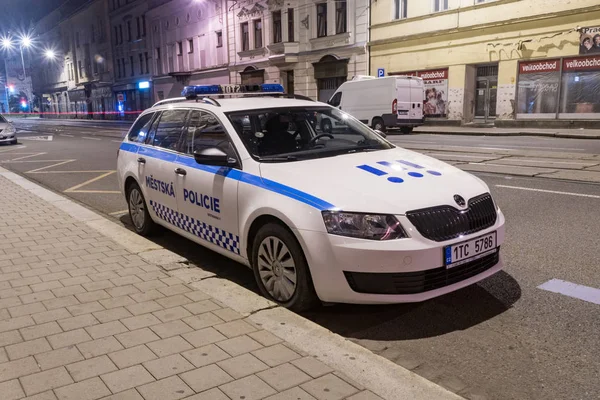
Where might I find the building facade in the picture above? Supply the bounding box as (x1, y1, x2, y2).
(227, 0, 368, 102)
(147, 0, 229, 102)
(33, 0, 115, 119)
(109, 0, 153, 119)
(370, 0, 600, 126)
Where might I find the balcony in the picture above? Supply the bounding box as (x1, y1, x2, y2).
(267, 42, 300, 65)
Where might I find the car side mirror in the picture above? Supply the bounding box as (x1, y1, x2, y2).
(6, 119, 12, 123)
(193, 147, 236, 167)
(374, 129, 387, 138)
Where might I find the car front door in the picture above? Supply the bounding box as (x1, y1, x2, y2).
(173, 110, 241, 258)
(137, 109, 188, 228)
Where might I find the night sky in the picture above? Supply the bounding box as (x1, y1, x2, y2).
(1, 0, 65, 30)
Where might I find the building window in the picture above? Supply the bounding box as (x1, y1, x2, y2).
(273, 11, 282, 43)
(138, 53, 143, 75)
(254, 20, 262, 48)
(434, 0, 448, 12)
(76, 31, 80, 48)
(317, 3, 327, 38)
(113, 26, 118, 45)
(394, 0, 407, 19)
(93, 58, 98, 74)
(188, 38, 194, 53)
(91, 25, 96, 43)
(122, 59, 126, 78)
(127, 20, 132, 41)
(145, 52, 150, 74)
(78, 60, 83, 77)
(137, 17, 141, 39)
(287, 8, 294, 42)
(216, 31, 223, 48)
(142, 15, 146, 36)
(119, 25, 123, 44)
(241, 22, 249, 51)
(336, 0, 347, 34)
(129, 56, 133, 76)
(156, 48, 162, 75)
(177, 41, 183, 55)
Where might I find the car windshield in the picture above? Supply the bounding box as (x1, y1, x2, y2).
(0, 115, 6, 123)
(226, 107, 393, 162)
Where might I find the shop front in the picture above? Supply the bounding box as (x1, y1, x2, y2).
(391, 68, 449, 119)
(517, 54, 600, 120)
(113, 83, 153, 121)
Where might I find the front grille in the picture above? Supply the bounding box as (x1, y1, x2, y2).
(406, 193, 497, 242)
(344, 251, 499, 295)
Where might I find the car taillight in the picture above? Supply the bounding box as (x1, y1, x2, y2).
(392, 99, 397, 114)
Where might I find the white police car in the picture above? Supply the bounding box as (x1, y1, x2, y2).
(117, 84, 505, 311)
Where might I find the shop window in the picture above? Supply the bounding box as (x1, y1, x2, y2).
(560, 56, 600, 116)
(517, 60, 560, 118)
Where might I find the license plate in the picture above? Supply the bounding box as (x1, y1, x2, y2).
(444, 232, 497, 269)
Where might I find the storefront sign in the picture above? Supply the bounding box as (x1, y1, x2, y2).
(519, 59, 560, 74)
(579, 27, 600, 55)
(117, 93, 124, 102)
(394, 68, 449, 118)
(563, 55, 600, 71)
(68, 90, 86, 102)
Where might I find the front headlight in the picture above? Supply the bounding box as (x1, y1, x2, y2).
(3, 125, 15, 134)
(322, 211, 408, 240)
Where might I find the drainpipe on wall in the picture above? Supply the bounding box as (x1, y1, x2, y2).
(366, 0, 371, 76)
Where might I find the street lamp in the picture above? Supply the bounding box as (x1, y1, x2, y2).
(1, 34, 34, 112)
(44, 49, 56, 60)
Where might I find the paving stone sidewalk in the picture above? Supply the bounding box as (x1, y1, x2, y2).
(0, 175, 382, 400)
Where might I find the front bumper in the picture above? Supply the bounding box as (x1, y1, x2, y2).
(297, 211, 505, 304)
(0, 134, 16, 143)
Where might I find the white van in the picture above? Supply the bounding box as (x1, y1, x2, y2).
(323, 75, 425, 134)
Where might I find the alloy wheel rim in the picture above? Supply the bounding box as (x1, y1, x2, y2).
(257, 236, 297, 302)
(129, 189, 145, 230)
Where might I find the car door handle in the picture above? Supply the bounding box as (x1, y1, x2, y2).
(137, 157, 146, 164)
(174, 168, 187, 176)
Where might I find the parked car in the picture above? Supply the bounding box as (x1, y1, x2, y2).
(0, 115, 17, 145)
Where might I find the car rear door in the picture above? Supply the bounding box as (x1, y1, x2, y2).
(137, 109, 189, 227)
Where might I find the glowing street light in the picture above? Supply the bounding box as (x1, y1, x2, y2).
(44, 49, 56, 60)
(20, 35, 32, 48)
(1, 37, 12, 50)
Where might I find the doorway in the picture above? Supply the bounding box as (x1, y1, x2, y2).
(474, 65, 498, 122)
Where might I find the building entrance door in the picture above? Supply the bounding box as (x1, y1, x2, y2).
(474, 65, 498, 122)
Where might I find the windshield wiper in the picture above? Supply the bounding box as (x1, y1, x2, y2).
(257, 155, 299, 162)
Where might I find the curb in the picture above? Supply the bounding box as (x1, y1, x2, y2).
(0, 166, 462, 400)
(411, 129, 600, 140)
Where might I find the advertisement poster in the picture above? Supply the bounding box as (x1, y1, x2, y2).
(394, 69, 449, 117)
(579, 27, 600, 55)
(517, 59, 560, 116)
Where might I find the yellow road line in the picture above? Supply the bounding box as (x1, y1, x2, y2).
(29, 170, 114, 174)
(64, 171, 116, 193)
(10, 153, 47, 161)
(69, 190, 121, 194)
(109, 209, 129, 216)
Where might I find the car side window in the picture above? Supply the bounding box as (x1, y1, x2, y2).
(183, 111, 235, 157)
(127, 112, 154, 142)
(149, 109, 188, 150)
(329, 92, 342, 107)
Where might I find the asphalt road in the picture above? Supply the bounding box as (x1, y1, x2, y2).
(2, 121, 600, 400)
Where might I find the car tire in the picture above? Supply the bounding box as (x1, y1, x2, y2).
(400, 127, 413, 135)
(251, 223, 320, 312)
(372, 118, 386, 133)
(321, 119, 332, 133)
(126, 181, 157, 236)
(10, 139, 17, 145)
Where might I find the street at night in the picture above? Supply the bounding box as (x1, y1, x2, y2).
(1, 120, 599, 399)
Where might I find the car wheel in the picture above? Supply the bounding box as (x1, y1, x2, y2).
(321, 119, 332, 133)
(372, 118, 386, 132)
(400, 127, 413, 135)
(252, 223, 320, 312)
(127, 181, 157, 236)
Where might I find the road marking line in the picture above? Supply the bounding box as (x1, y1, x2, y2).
(82, 137, 101, 141)
(60, 134, 74, 137)
(0, 146, 26, 153)
(111, 140, 122, 143)
(538, 279, 600, 305)
(7, 153, 47, 161)
(477, 144, 585, 151)
(71, 190, 121, 194)
(28, 170, 114, 174)
(496, 159, 594, 165)
(64, 171, 116, 193)
(110, 209, 129, 216)
(28, 160, 76, 173)
(496, 185, 600, 199)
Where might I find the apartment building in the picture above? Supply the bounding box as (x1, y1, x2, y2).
(32, 0, 114, 118)
(227, 0, 368, 102)
(147, 0, 228, 101)
(370, 0, 600, 126)
(109, 0, 153, 119)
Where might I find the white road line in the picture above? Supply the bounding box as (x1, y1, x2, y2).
(82, 137, 101, 141)
(111, 140, 123, 143)
(477, 144, 585, 151)
(398, 141, 586, 152)
(60, 134, 74, 137)
(498, 159, 594, 165)
(538, 279, 600, 306)
(496, 185, 600, 199)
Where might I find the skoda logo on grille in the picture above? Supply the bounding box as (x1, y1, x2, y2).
(454, 194, 466, 207)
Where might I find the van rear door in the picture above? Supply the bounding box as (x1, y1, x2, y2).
(395, 78, 411, 123)
(410, 79, 424, 122)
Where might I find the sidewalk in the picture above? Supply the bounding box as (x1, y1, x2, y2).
(0, 168, 458, 400)
(413, 126, 600, 139)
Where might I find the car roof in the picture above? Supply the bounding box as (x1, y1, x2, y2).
(149, 96, 325, 114)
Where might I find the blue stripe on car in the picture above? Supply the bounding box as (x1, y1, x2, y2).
(120, 142, 336, 211)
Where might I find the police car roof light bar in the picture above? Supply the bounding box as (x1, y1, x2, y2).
(181, 84, 285, 100)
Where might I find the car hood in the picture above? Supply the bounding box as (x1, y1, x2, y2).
(258, 147, 491, 214)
